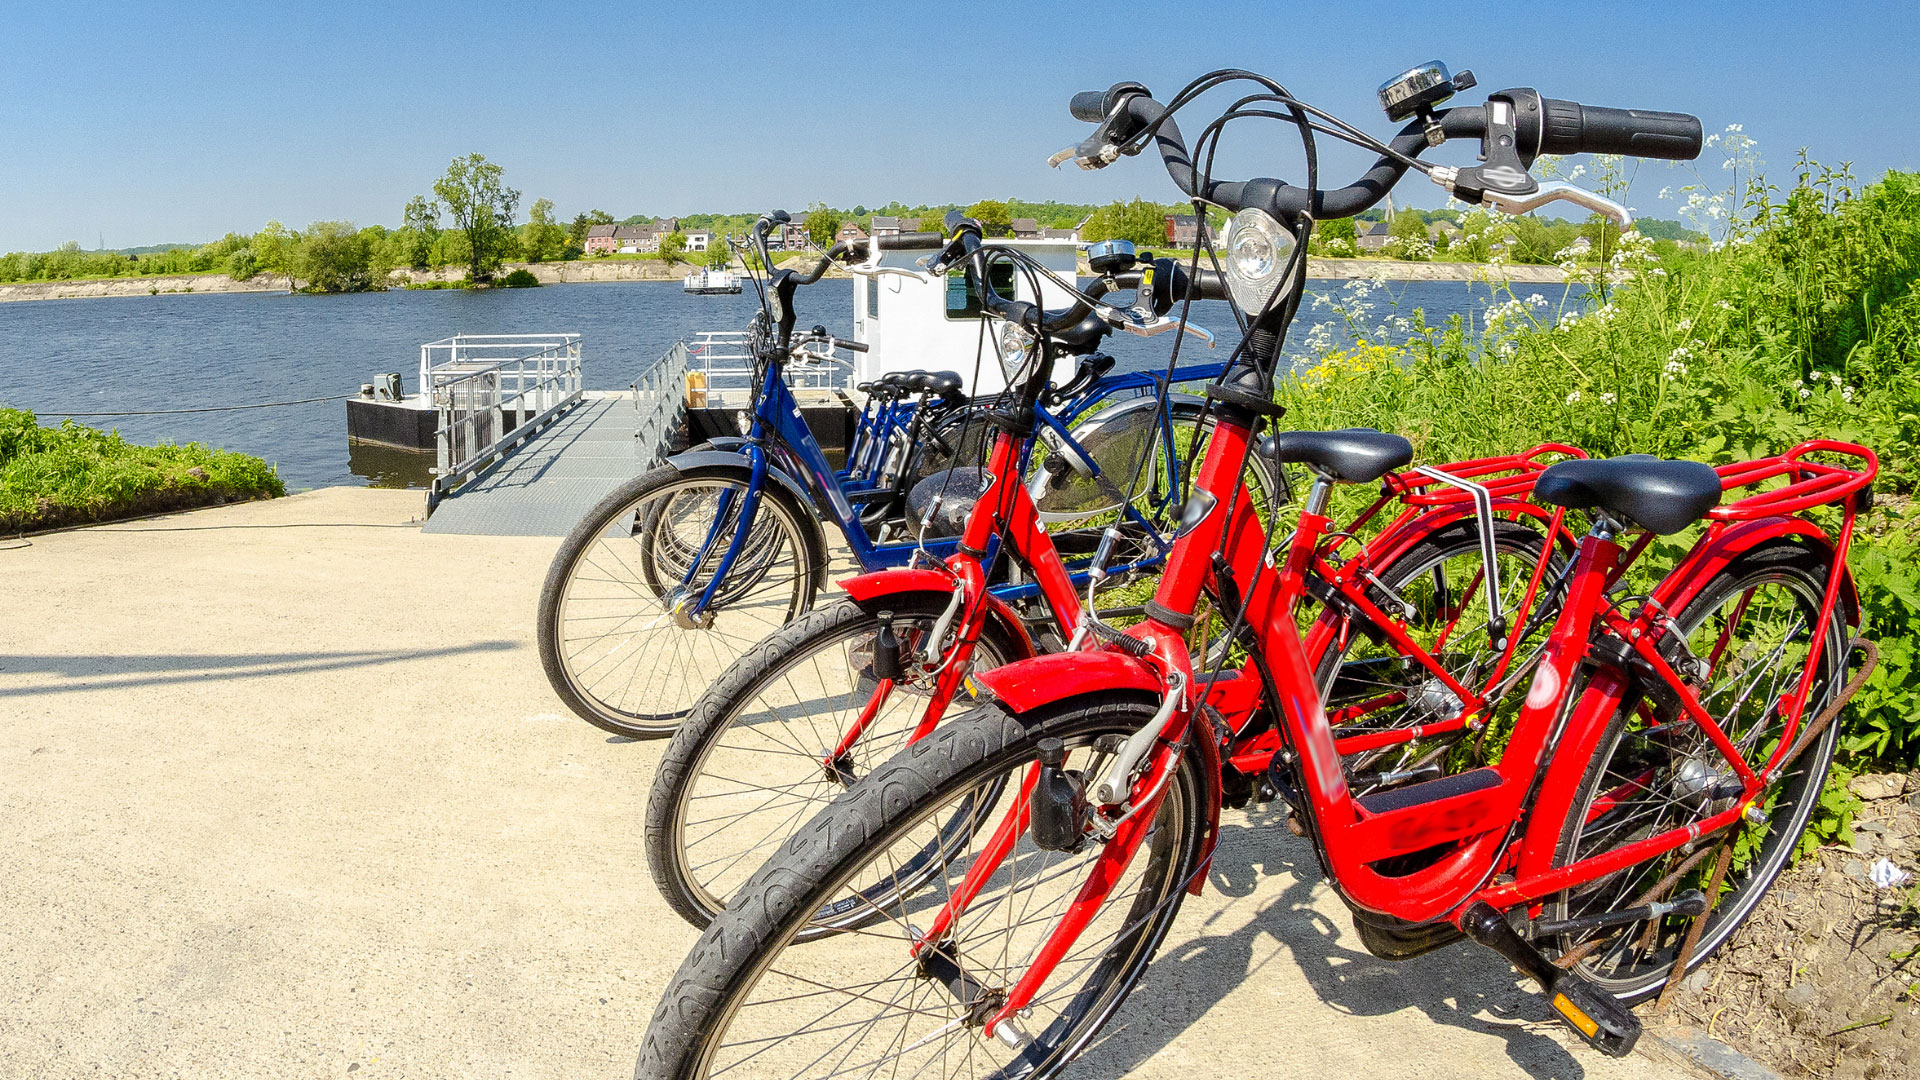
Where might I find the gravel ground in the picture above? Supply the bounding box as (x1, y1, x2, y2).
(1, 488, 1686, 1079)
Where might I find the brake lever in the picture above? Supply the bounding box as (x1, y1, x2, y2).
(1112, 312, 1216, 347)
(1486, 182, 1634, 230)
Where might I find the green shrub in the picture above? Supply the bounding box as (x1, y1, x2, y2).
(500, 268, 541, 288)
(0, 409, 284, 532)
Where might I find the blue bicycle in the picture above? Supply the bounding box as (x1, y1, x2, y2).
(536, 213, 1271, 736)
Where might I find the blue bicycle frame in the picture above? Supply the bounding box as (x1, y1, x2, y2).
(680, 353, 1230, 617)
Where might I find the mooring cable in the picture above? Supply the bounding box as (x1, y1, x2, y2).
(28, 393, 357, 417)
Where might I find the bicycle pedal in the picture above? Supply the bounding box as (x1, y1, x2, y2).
(1545, 974, 1641, 1058)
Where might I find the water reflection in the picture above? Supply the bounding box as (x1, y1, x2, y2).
(346, 440, 434, 489)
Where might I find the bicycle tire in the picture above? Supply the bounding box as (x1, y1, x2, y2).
(537, 463, 825, 738)
(636, 694, 1206, 1080)
(646, 594, 1025, 933)
(1544, 537, 1848, 1002)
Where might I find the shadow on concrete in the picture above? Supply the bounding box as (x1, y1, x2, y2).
(1071, 806, 1590, 1080)
(0, 641, 520, 697)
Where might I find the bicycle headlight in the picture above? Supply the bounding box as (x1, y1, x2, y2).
(996, 320, 1036, 384)
(1223, 208, 1295, 316)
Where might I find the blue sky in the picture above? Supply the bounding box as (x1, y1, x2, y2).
(2, 1, 1914, 251)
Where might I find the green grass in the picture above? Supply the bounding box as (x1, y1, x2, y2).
(0, 408, 285, 533)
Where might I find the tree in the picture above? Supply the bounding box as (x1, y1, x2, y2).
(432, 153, 520, 282)
(297, 221, 377, 293)
(965, 200, 1013, 237)
(253, 220, 298, 290)
(1389, 209, 1427, 242)
(522, 198, 566, 263)
(1079, 199, 1167, 248)
(659, 232, 688, 265)
(851, 204, 867, 217)
(1318, 216, 1357, 246)
(403, 196, 440, 269)
(568, 209, 614, 249)
(806, 203, 842, 247)
(705, 239, 732, 269)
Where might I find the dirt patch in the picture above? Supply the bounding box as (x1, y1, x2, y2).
(1658, 772, 1920, 1078)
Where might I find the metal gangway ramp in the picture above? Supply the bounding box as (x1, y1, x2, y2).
(421, 337, 686, 537)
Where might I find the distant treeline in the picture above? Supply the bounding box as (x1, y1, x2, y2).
(2, 193, 1704, 288)
(0, 210, 614, 292)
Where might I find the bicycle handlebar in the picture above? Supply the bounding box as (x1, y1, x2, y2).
(938, 216, 1225, 341)
(1069, 81, 1700, 221)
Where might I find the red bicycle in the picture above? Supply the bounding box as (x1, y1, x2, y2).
(636, 68, 1875, 1079)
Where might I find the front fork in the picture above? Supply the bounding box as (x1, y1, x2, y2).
(913, 655, 1192, 1043)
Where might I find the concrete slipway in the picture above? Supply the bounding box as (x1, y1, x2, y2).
(0, 488, 1694, 1079)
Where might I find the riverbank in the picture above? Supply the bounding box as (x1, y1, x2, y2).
(0, 255, 1572, 303)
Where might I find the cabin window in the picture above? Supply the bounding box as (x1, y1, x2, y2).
(943, 263, 1018, 320)
(867, 276, 879, 319)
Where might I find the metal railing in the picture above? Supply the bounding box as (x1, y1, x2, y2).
(682, 330, 847, 410)
(633, 341, 690, 461)
(427, 333, 582, 510)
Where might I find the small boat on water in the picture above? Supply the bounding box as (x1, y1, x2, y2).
(683, 268, 742, 295)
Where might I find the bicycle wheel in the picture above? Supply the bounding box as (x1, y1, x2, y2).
(1309, 518, 1565, 788)
(1542, 538, 1848, 1002)
(637, 695, 1206, 1080)
(537, 464, 823, 738)
(647, 595, 1025, 932)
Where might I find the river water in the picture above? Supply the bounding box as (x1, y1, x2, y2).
(0, 278, 1579, 491)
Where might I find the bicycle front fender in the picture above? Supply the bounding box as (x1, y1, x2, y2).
(684, 436, 753, 455)
(973, 649, 1162, 715)
(838, 568, 1040, 661)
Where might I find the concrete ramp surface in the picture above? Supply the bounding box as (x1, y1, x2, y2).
(0, 488, 1681, 1079)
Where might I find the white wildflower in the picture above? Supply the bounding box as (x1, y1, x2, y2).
(1664, 360, 1688, 380)
(1676, 318, 1693, 332)
(1799, 387, 1812, 400)
(1566, 390, 1582, 405)
(1715, 300, 1734, 311)
(1556, 312, 1581, 332)
(1600, 392, 1617, 405)
(1526, 293, 1548, 308)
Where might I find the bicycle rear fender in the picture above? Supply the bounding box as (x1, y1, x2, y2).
(838, 568, 1041, 661)
(1653, 516, 1861, 625)
(663, 449, 831, 594)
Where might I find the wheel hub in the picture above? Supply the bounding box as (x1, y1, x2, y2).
(666, 587, 715, 630)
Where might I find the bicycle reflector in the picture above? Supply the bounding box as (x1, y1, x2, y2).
(1222, 208, 1295, 315)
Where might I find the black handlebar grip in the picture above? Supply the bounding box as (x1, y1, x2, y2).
(1183, 268, 1229, 303)
(877, 231, 946, 250)
(832, 337, 868, 353)
(1538, 99, 1703, 161)
(1070, 90, 1107, 122)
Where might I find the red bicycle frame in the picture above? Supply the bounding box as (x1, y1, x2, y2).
(831, 430, 1586, 783)
(952, 414, 1873, 1038)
